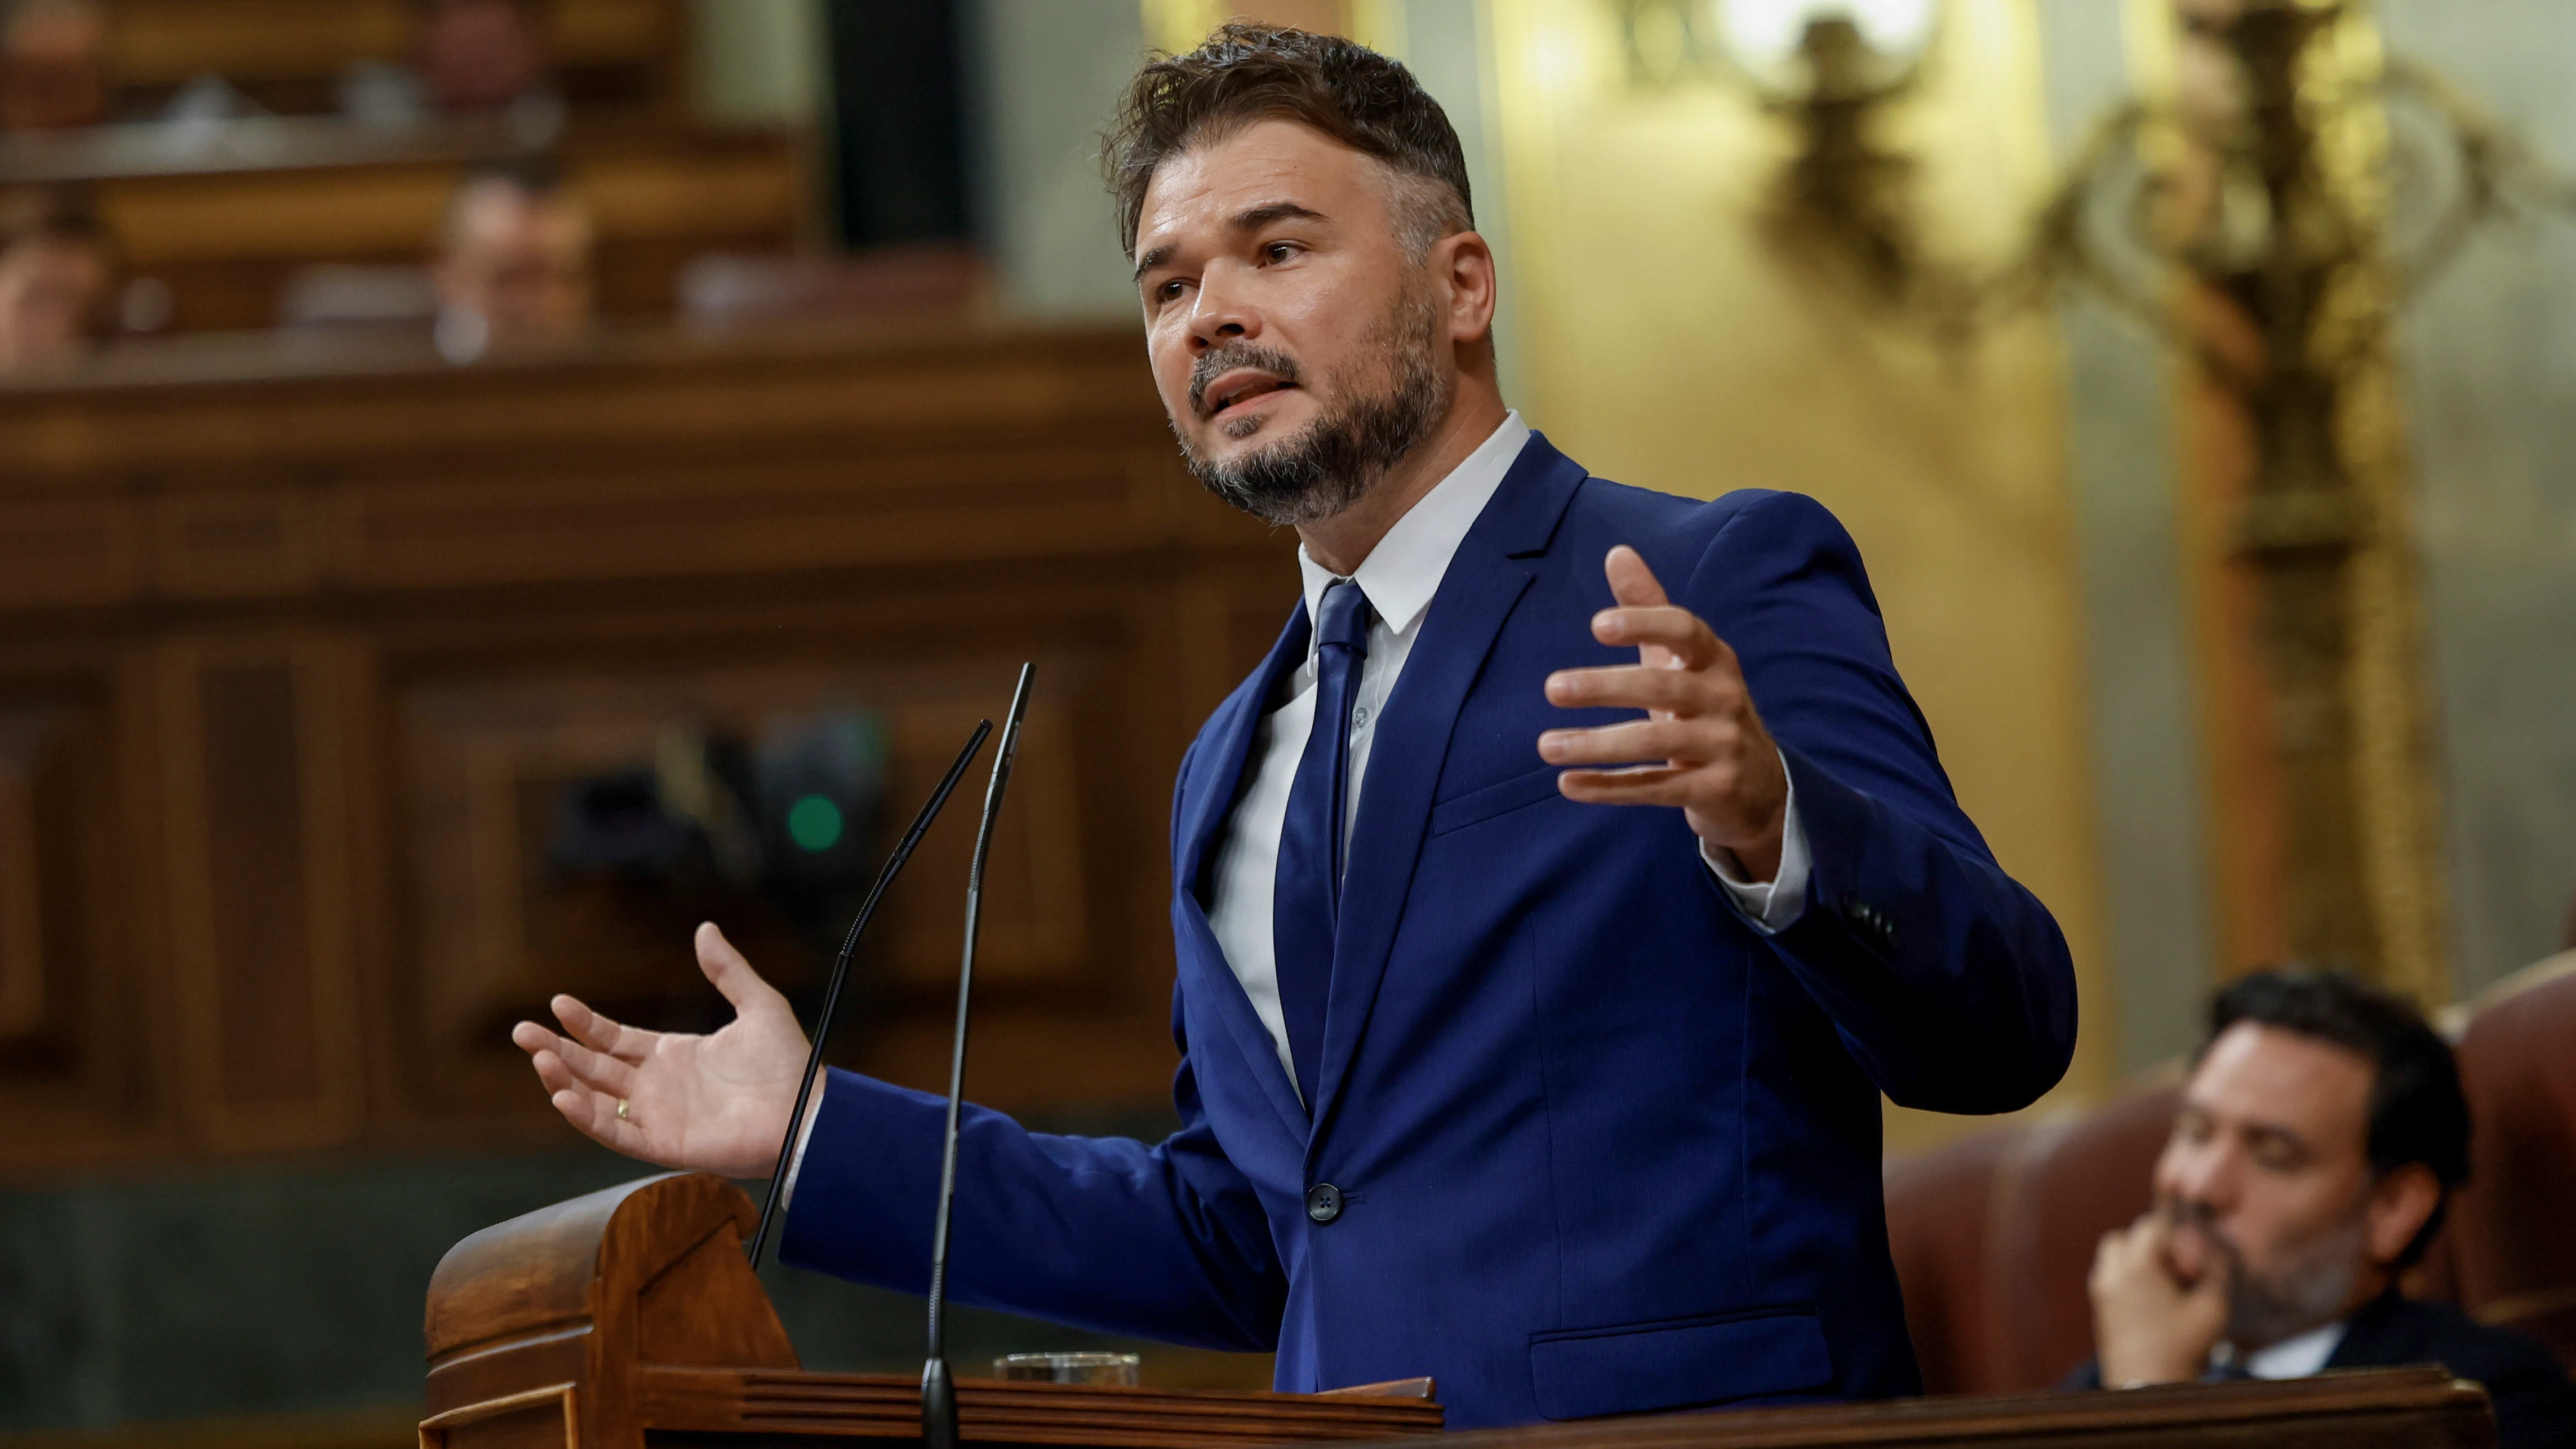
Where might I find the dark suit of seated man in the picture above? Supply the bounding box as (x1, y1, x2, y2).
(2064, 970, 2576, 1449)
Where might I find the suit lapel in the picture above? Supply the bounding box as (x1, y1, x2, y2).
(2321, 1292, 2418, 1370)
(1172, 602, 1313, 1136)
(1307, 435, 1589, 1140)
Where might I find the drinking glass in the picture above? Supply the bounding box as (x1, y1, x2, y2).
(993, 1351, 1142, 1387)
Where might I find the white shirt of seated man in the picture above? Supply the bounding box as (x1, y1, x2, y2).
(2088, 1015, 2450, 1389)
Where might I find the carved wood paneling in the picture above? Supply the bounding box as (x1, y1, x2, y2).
(0, 685, 115, 1059)
(0, 655, 165, 1161)
(104, 0, 680, 93)
(158, 634, 365, 1153)
(0, 326, 1294, 1170)
(397, 652, 1103, 1109)
(0, 495, 144, 610)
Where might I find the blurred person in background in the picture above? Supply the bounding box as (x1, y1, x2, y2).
(341, 0, 563, 141)
(2067, 969, 2575, 1449)
(420, 0, 547, 114)
(431, 155, 592, 361)
(0, 190, 112, 373)
(0, 0, 108, 132)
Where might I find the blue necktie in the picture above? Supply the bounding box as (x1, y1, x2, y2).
(1274, 579, 1371, 1112)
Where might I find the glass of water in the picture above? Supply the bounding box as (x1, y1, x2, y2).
(993, 1351, 1142, 1387)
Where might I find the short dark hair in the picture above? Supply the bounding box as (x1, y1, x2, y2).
(1103, 24, 1473, 261)
(2205, 968, 2470, 1266)
(456, 151, 567, 201)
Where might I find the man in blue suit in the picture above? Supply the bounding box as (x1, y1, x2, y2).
(513, 25, 2077, 1428)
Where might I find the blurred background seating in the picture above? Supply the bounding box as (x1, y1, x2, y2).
(0, 0, 801, 340)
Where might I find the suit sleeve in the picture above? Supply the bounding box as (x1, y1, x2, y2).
(776, 1002, 1289, 1350)
(1682, 490, 2079, 1113)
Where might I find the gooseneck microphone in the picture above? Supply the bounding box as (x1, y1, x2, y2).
(745, 717, 994, 1272)
(922, 662, 1036, 1449)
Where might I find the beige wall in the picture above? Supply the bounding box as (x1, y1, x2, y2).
(1483, 0, 2117, 1143)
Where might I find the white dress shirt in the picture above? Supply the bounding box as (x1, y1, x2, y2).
(2235, 1319, 2348, 1379)
(1203, 411, 1810, 1096)
(786, 411, 1811, 1194)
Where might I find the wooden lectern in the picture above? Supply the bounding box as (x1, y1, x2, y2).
(423, 1172, 2498, 1449)
(419, 1172, 1444, 1448)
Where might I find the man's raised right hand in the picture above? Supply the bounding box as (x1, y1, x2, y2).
(510, 921, 809, 1180)
(2089, 1211, 2231, 1388)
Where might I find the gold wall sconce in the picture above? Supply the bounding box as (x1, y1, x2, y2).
(1609, 0, 2576, 988)
(1613, 0, 1973, 331)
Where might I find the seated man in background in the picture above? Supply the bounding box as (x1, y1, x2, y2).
(2072, 969, 2575, 1449)
(0, 192, 111, 372)
(344, 0, 563, 138)
(430, 155, 592, 361)
(0, 0, 108, 132)
(419, 0, 555, 121)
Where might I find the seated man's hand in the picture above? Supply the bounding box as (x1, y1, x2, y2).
(2090, 1212, 2231, 1387)
(510, 922, 809, 1179)
(1541, 545, 1790, 881)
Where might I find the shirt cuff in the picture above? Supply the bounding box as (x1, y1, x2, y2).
(777, 1086, 830, 1210)
(1701, 753, 1809, 934)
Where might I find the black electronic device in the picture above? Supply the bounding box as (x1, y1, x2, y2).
(743, 717, 993, 1272)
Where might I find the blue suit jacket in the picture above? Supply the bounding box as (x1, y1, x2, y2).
(781, 434, 2078, 1428)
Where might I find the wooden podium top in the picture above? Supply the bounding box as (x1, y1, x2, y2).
(420, 1171, 1445, 1448)
(421, 1172, 2492, 1449)
(1343, 1367, 2491, 1449)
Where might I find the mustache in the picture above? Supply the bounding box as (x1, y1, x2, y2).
(1188, 343, 1302, 419)
(2160, 1198, 2245, 1273)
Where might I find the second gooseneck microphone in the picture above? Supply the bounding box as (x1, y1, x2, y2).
(922, 661, 1036, 1449)
(745, 717, 995, 1272)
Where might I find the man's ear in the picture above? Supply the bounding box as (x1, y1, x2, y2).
(1430, 229, 1498, 346)
(2362, 1163, 2443, 1269)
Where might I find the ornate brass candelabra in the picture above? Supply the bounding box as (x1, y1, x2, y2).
(1607, 0, 2576, 990)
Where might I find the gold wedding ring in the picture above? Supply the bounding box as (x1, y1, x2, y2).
(616, 1097, 632, 1122)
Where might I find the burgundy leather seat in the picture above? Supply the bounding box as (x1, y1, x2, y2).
(1884, 1084, 2178, 1393)
(1882, 1122, 2024, 1394)
(2449, 959, 2576, 1367)
(1978, 1086, 2182, 1390)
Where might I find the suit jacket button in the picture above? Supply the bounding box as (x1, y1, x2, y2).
(1305, 1183, 1343, 1224)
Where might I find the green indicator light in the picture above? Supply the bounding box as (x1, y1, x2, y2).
(787, 795, 844, 852)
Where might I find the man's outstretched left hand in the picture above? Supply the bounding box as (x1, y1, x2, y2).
(1541, 545, 1790, 881)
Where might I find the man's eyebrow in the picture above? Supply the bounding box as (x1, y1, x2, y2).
(2240, 1121, 2313, 1157)
(1133, 203, 1329, 283)
(1230, 201, 1328, 232)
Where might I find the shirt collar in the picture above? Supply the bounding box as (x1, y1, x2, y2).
(2232, 1318, 2349, 1380)
(1295, 410, 1532, 637)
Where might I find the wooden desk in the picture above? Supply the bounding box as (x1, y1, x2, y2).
(423, 1172, 2490, 1449)
(1344, 1369, 2492, 1449)
(101, 0, 686, 117)
(2, 117, 805, 331)
(0, 322, 1295, 1174)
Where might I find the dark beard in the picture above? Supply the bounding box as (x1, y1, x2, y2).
(2224, 1211, 2365, 1349)
(1175, 287, 1450, 527)
(2165, 1198, 2368, 1352)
